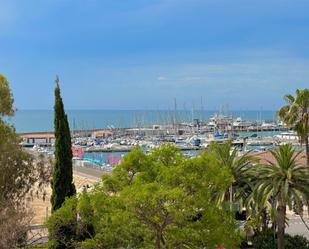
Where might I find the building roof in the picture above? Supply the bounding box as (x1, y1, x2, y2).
(20, 132, 55, 139)
(19, 129, 113, 139)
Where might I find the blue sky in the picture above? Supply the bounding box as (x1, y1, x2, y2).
(0, 0, 309, 110)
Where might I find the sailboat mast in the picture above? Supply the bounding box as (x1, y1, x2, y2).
(192, 101, 195, 135)
(174, 98, 177, 136)
(200, 96, 204, 128)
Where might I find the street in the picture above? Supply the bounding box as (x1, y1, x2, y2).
(286, 213, 309, 239)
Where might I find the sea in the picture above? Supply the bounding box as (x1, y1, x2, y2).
(7, 110, 277, 133)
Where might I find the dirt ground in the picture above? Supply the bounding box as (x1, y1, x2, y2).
(30, 174, 99, 224)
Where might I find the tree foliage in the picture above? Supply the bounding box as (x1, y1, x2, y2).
(0, 75, 35, 204)
(279, 88, 309, 167)
(48, 144, 241, 249)
(0, 74, 37, 248)
(51, 77, 76, 212)
(254, 144, 309, 249)
(0, 74, 14, 117)
(207, 141, 256, 207)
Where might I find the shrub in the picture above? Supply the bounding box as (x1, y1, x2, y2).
(46, 197, 78, 249)
(285, 234, 309, 249)
(252, 230, 309, 249)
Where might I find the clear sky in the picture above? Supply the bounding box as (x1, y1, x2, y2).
(0, 0, 308, 110)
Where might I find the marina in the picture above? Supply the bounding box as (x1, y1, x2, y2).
(21, 112, 303, 172)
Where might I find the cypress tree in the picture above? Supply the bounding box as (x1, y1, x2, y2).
(51, 76, 76, 211)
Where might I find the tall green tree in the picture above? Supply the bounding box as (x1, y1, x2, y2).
(279, 89, 309, 168)
(51, 76, 75, 212)
(0, 74, 36, 248)
(255, 144, 309, 249)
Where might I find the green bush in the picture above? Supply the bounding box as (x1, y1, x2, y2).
(46, 193, 96, 249)
(252, 231, 276, 249)
(46, 197, 78, 249)
(252, 230, 309, 249)
(286, 234, 309, 249)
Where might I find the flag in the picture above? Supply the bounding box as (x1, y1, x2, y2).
(108, 154, 113, 165)
(113, 156, 118, 166)
(78, 147, 83, 159)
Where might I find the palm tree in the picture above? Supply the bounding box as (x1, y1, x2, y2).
(255, 144, 309, 249)
(279, 89, 309, 168)
(209, 141, 256, 207)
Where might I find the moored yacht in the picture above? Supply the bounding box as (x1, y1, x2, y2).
(274, 131, 299, 141)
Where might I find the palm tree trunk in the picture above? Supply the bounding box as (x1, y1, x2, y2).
(277, 197, 286, 249)
(261, 208, 268, 232)
(305, 135, 309, 169)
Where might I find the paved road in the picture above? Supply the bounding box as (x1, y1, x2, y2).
(286, 213, 309, 239)
(73, 165, 104, 181)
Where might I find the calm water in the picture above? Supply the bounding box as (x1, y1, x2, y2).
(7, 110, 277, 133)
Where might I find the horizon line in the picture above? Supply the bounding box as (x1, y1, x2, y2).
(15, 109, 278, 112)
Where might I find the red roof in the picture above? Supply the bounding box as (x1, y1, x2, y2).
(20, 132, 54, 138)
